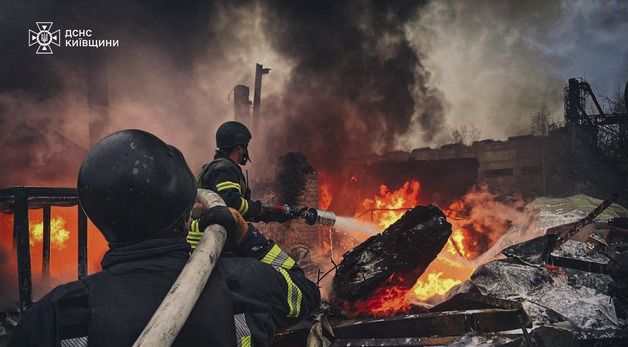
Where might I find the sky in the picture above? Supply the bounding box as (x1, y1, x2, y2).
(0, 0, 626, 185)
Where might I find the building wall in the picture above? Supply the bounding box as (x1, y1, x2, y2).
(393, 135, 547, 196)
(255, 171, 323, 258)
(375, 129, 624, 202)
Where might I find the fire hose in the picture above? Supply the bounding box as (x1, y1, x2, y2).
(132, 189, 227, 347)
(132, 194, 336, 346)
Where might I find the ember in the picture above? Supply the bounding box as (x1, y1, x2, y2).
(349, 274, 413, 317)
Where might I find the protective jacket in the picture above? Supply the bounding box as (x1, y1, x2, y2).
(187, 222, 321, 346)
(10, 228, 320, 347)
(197, 152, 261, 221)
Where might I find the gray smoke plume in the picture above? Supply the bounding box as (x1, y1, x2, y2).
(0, 0, 269, 186)
(399, 0, 628, 147)
(1, 0, 627, 187)
(257, 0, 444, 173)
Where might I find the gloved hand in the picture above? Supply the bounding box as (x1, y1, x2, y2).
(257, 205, 294, 223)
(197, 206, 249, 249)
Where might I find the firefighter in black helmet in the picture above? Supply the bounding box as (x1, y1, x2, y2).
(8, 129, 320, 347)
(191, 121, 288, 230)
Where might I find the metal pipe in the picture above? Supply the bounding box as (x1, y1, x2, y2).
(133, 189, 227, 347)
(78, 205, 88, 279)
(233, 85, 251, 125)
(252, 63, 270, 135)
(14, 188, 32, 312)
(42, 205, 51, 279)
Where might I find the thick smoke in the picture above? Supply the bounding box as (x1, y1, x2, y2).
(258, 0, 444, 173)
(1, 0, 627, 186)
(399, 0, 628, 146)
(0, 0, 285, 186)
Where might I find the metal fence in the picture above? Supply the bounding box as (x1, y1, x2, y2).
(0, 187, 87, 312)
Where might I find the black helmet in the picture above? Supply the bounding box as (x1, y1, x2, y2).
(77, 129, 196, 245)
(216, 121, 252, 149)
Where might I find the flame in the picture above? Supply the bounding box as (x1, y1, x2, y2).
(412, 272, 462, 301)
(355, 180, 421, 230)
(446, 228, 469, 258)
(316, 174, 529, 317)
(318, 171, 333, 210)
(0, 207, 109, 302)
(29, 217, 71, 248)
(443, 185, 528, 260)
(348, 273, 413, 316)
(343, 180, 470, 316)
(345, 180, 517, 317)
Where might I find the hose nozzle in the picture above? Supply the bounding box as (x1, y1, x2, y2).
(302, 208, 336, 226)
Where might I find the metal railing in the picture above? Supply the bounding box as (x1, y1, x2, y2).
(0, 187, 88, 312)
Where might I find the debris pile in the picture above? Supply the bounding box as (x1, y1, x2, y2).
(271, 195, 628, 346)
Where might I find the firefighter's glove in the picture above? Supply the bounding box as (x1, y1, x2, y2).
(197, 206, 248, 250)
(258, 205, 293, 223)
(227, 207, 249, 245)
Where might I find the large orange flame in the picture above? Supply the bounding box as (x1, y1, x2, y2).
(412, 272, 462, 301)
(0, 207, 108, 301)
(339, 182, 529, 317)
(355, 180, 421, 230)
(29, 216, 71, 248)
(341, 179, 473, 316)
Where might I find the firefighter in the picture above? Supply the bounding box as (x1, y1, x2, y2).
(190, 121, 289, 227)
(8, 129, 320, 347)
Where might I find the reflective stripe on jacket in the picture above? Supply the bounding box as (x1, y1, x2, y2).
(196, 154, 261, 220)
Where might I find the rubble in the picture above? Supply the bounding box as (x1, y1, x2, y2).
(332, 205, 451, 301)
(525, 285, 620, 330)
(502, 193, 618, 267)
(444, 259, 554, 301)
(295, 195, 628, 346)
(561, 268, 613, 294)
(273, 307, 529, 346)
(551, 239, 610, 264)
(331, 308, 529, 339)
(440, 213, 627, 345)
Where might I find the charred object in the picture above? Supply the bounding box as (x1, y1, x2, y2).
(332, 205, 451, 302)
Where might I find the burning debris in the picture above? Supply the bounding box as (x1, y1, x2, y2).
(269, 192, 628, 346)
(354, 180, 422, 230)
(333, 205, 451, 302)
